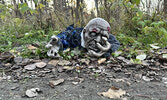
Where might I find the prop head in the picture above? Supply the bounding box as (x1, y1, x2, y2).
(81, 18, 111, 57)
(45, 35, 61, 58)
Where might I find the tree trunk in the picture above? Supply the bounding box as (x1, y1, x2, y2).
(80, 0, 85, 27)
(164, 0, 167, 14)
(94, 0, 99, 16)
(13, 0, 22, 18)
(75, 0, 80, 25)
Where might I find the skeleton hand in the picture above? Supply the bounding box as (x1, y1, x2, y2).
(45, 35, 60, 58)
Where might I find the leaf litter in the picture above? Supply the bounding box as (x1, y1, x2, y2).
(98, 87, 126, 99)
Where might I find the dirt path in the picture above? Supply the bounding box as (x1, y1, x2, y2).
(0, 56, 167, 100)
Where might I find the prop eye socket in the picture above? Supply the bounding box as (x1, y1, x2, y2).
(52, 38, 57, 42)
(83, 29, 86, 33)
(89, 32, 97, 37)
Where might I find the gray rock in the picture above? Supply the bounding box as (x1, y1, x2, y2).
(14, 57, 23, 64)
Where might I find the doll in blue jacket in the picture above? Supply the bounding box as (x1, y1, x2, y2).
(46, 18, 120, 58)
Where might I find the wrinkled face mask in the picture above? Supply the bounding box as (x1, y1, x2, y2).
(81, 18, 111, 57)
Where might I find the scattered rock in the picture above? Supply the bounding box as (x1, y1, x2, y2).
(162, 77, 167, 84)
(72, 82, 79, 85)
(98, 58, 106, 65)
(0, 52, 14, 60)
(0, 77, 2, 81)
(142, 76, 153, 82)
(25, 88, 41, 98)
(14, 57, 23, 64)
(117, 56, 132, 65)
(3, 75, 11, 80)
(4, 63, 12, 67)
(48, 60, 59, 66)
(49, 79, 65, 88)
(35, 62, 47, 68)
(11, 86, 18, 90)
(24, 64, 36, 70)
(58, 60, 71, 66)
(39, 69, 51, 74)
(136, 53, 146, 60)
(22, 58, 32, 65)
(11, 64, 20, 70)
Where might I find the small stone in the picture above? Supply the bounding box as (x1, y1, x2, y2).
(11, 86, 18, 90)
(48, 60, 59, 66)
(0, 77, 2, 81)
(35, 62, 47, 68)
(14, 57, 23, 64)
(22, 58, 31, 65)
(24, 64, 36, 70)
(4, 63, 12, 67)
(142, 76, 153, 82)
(72, 82, 79, 85)
(11, 64, 20, 70)
(49, 79, 64, 88)
(25, 88, 40, 98)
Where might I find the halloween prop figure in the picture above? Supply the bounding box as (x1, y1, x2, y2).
(46, 18, 120, 58)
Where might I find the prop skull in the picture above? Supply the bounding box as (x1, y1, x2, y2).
(81, 18, 111, 57)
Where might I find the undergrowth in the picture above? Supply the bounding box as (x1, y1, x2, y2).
(0, 0, 167, 59)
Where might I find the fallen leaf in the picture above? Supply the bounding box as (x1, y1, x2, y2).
(162, 54, 167, 59)
(49, 79, 64, 88)
(72, 82, 79, 85)
(98, 87, 126, 99)
(136, 53, 146, 60)
(35, 62, 47, 68)
(58, 60, 71, 66)
(28, 45, 37, 50)
(113, 51, 122, 57)
(78, 59, 90, 65)
(48, 60, 59, 66)
(63, 66, 74, 71)
(150, 44, 160, 49)
(98, 58, 106, 65)
(162, 77, 167, 84)
(24, 64, 36, 70)
(71, 48, 81, 55)
(25, 88, 40, 98)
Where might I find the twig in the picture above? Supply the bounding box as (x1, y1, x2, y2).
(136, 94, 152, 99)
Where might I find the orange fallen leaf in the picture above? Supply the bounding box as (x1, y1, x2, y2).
(98, 58, 106, 65)
(28, 45, 37, 50)
(98, 87, 126, 99)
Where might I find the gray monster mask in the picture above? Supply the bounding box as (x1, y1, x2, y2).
(81, 18, 111, 57)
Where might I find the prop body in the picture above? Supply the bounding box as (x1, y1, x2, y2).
(46, 18, 120, 58)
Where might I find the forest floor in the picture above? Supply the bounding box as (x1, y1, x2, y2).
(0, 48, 167, 100)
